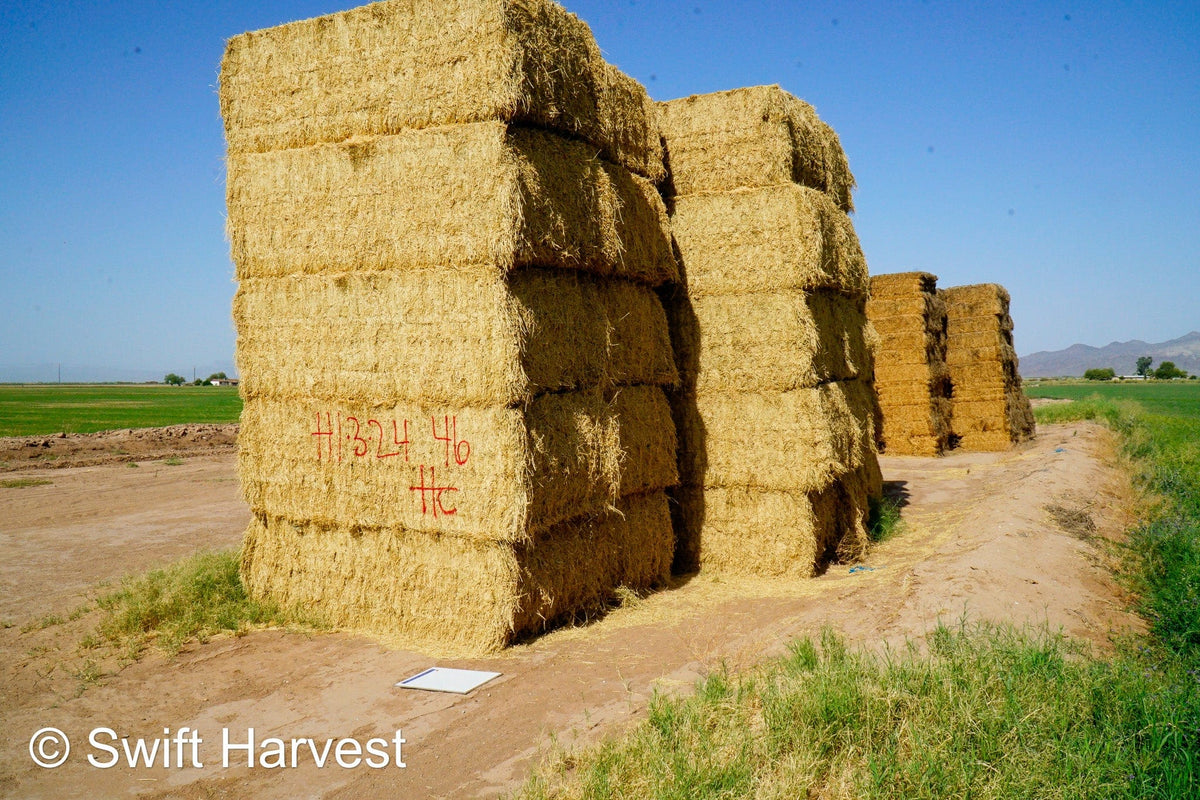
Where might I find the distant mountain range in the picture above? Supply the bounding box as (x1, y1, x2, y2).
(1020, 332, 1200, 378)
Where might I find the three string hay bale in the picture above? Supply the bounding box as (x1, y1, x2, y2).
(866, 271, 953, 456)
(659, 84, 882, 577)
(941, 284, 1036, 451)
(222, 0, 680, 653)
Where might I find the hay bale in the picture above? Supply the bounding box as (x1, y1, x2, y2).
(941, 284, 1036, 451)
(866, 272, 952, 455)
(241, 489, 673, 654)
(673, 380, 877, 492)
(670, 461, 877, 576)
(219, 0, 664, 180)
(658, 85, 854, 210)
(227, 122, 675, 284)
(669, 185, 868, 298)
(238, 385, 677, 541)
(661, 288, 873, 394)
(235, 269, 677, 406)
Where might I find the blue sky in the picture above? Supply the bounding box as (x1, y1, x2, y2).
(2, 1, 1197, 382)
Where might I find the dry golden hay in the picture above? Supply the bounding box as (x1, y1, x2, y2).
(661, 288, 873, 395)
(238, 385, 677, 542)
(866, 272, 952, 456)
(669, 184, 868, 298)
(941, 283, 1011, 318)
(672, 380, 878, 492)
(241, 489, 673, 655)
(657, 85, 855, 210)
(220, 0, 664, 181)
(868, 271, 938, 299)
(941, 283, 1035, 450)
(867, 310, 946, 338)
(670, 460, 878, 576)
(227, 122, 675, 284)
(235, 269, 676, 407)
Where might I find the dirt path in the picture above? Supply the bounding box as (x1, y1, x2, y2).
(0, 422, 1143, 799)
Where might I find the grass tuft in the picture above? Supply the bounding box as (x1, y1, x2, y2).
(94, 549, 324, 657)
(867, 496, 904, 543)
(1, 478, 53, 489)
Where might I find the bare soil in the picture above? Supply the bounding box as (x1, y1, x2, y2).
(0, 421, 1143, 799)
(0, 424, 238, 473)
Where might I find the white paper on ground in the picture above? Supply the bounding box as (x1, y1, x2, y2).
(396, 667, 501, 694)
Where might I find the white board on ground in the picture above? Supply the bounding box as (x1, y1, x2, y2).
(396, 667, 501, 694)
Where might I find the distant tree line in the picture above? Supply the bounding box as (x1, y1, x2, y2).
(1085, 357, 1192, 380)
(164, 372, 228, 386)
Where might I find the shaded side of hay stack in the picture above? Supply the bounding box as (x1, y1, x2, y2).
(866, 271, 953, 456)
(659, 84, 882, 577)
(941, 284, 1036, 451)
(222, 0, 678, 653)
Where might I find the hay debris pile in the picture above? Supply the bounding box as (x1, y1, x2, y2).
(941, 284, 1036, 451)
(222, 0, 680, 653)
(866, 272, 953, 456)
(659, 85, 882, 577)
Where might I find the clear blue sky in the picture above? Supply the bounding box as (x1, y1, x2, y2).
(2, 1, 1197, 382)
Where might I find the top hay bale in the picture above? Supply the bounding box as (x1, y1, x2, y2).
(658, 85, 855, 210)
(219, 0, 664, 182)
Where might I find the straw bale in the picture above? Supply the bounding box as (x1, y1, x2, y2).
(235, 269, 676, 406)
(220, 0, 664, 180)
(866, 294, 946, 320)
(661, 288, 872, 394)
(658, 85, 855, 209)
(875, 398, 952, 457)
(673, 380, 877, 492)
(238, 385, 677, 541)
(941, 284, 1011, 318)
(869, 271, 938, 299)
(947, 314, 1014, 335)
(867, 310, 945, 339)
(669, 184, 868, 297)
(671, 461, 877, 576)
(227, 122, 675, 285)
(241, 489, 672, 654)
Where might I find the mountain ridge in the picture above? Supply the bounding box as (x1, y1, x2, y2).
(1020, 331, 1200, 377)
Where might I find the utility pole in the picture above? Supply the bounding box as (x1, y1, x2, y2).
(58, 363, 61, 383)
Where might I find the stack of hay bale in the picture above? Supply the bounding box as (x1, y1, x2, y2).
(221, 0, 681, 653)
(941, 284, 1036, 451)
(658, 85, 882, 577)
(866, 271, 953, 456)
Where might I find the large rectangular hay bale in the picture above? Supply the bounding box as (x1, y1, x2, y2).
(662, 289, 873, 394)
(241, 489, 673, 654)
(238, 385, 677, 541)
(658, 85, 854, 209)
(669, 184, 868, 297)
(227, 122, 675, 284)
(235, 269, 676, 406)
(670, 461, 877, 576)
(219, 0, 664, 180)
(672, 381, 877, 492)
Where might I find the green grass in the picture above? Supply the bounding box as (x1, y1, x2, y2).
(1, 478, 53, 489)
(93, 549, 324, 657)
(522, 623, 1198, 800)
(0, 384, 241, 436)
(517, 381, 1200, 799)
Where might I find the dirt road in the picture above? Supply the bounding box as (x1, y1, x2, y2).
(0, 421, 1142, 799)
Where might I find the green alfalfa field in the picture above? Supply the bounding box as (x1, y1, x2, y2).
(0, 384, 241, 437)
